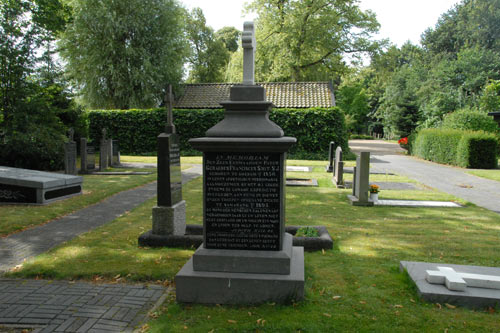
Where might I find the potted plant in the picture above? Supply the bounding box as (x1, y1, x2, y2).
(369, 184, 380, 201)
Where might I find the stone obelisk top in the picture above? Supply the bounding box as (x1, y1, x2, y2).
(242, 21, 256, 86)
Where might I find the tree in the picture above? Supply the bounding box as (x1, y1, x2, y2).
(244, 0, 381, 82)
(185, 8, 231, 83)
(215, 26, 240, 53)
(59, 0, 188, 109)
(336, 79, 370, 134)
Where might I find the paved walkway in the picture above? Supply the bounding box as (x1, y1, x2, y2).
(349, 140, 500, 215)
(0, 165, 202, 332)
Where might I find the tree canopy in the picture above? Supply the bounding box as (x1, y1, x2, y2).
(238, 0, 381, 82)
(59, 0, 188, 109)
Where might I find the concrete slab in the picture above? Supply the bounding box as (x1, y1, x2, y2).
(286, 178, 318, 187)
(375, 200, 462, 208)
(175, 246, 304, 304)
(347, 195, 374, 207)
(400, 261, 500, 309)
(286, 166, 311, 172)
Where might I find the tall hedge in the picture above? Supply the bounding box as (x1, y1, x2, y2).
(412, 128, 498, 168)
(87, 107, 347, 159)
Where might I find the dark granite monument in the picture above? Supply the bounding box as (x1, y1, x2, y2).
(326, 141, 335, 172)
(0, 166, 82, 204)
(175, 22, 304, 305)
(64, 128, 77, 175)
(138, 85, 186, 246)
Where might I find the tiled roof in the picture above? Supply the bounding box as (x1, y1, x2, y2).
(174, 82, 335, 109)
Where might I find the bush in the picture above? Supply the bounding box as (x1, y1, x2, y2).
(442, 108, 499, 134)
(412, 128, 498, 168)
(87, 107, 348, 159)
(0, 128, 65, 171)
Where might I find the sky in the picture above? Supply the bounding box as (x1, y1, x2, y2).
(180, 0, 461, 47)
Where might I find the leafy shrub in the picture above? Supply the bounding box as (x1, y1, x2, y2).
(442, 108, 499, 134)
(412, 128, 498, 168)
(295, 227, 319, 238)
(350, 134, 374, 140)
(87, 107, 348, 159)
(0, 128, 65, 171)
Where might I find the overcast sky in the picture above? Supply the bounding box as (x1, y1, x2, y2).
(180, 0, 461, 47)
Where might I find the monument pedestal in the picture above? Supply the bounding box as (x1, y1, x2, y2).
(176, 245, 304, 304)
(152, 200, 186, 235)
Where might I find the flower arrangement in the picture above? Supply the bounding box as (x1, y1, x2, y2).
(398, 137, 409, 150)
(369, 184, 380, 194)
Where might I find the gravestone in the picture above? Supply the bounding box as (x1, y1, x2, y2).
(139, 85, 186, 246)
(175, 21, 304, 305)
(0, 166, 82, 204)
(107, 138, 113, 167)
(112, 140, 120, 166)
(348, 152, 373, 206)
(64, 128, 77, 175)
(326, 141, 335, 172)
(99, 129, 108, 170)
(333, 146, 344, 188)
(80, 138, 96, 174)
(401, 261, 500, 309)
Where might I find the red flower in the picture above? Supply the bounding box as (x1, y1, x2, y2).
(398, 137, 408, 145)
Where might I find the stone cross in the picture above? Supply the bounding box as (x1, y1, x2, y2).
(426, 266, 500, 291)
(242, 21, 256, 85)
(165, 84, 175, 134)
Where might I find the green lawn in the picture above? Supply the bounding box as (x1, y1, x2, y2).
(6, 159, 500, 332)
(466, 158, 500, 182)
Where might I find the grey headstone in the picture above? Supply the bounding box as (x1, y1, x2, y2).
(86, 146, 95, 170)
(112, 140, 120, 166)
(99, 142, 108, 170)
(64, 142, 77, 175)
(348, 152, 373, 206)
(107, 139, 113, 167)
(333, 146, 344, 188)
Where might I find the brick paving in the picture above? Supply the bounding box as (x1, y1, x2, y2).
(0, 279, 168, 332)
(0, 165, 202, 332)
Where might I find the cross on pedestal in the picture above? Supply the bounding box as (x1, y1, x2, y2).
(242, 21, 256, 85)
(426, 266, 500, 291)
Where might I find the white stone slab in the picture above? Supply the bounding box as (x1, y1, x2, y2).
(375, 200, 461, 208)
(286, 166, 311, 172)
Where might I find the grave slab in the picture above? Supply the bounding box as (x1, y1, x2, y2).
(286, 178, 318, 187)
(286, 166, 311, 172)
(0, 166, 82, 204)
(400, 261, 500, 309)
(375, 200, 462, 208)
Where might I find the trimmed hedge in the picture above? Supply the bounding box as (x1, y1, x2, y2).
(87, 107, 348, 159)
(412, 128, 498, 169)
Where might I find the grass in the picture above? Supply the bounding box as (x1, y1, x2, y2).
(466, 158, 500, 182)
(5, 159, 500, 332)
(0, 168, 157, 236)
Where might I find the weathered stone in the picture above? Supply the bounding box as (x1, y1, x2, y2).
(326, 141, 335, 172)
(152, 200, 186, 236)
(348, 152, 373, 206)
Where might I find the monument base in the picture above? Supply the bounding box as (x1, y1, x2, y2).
(152, 200, 186, 235)
(175, 246, 304, 304)
(325, 165, 333, 173)
(347, 195, 374, 207)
